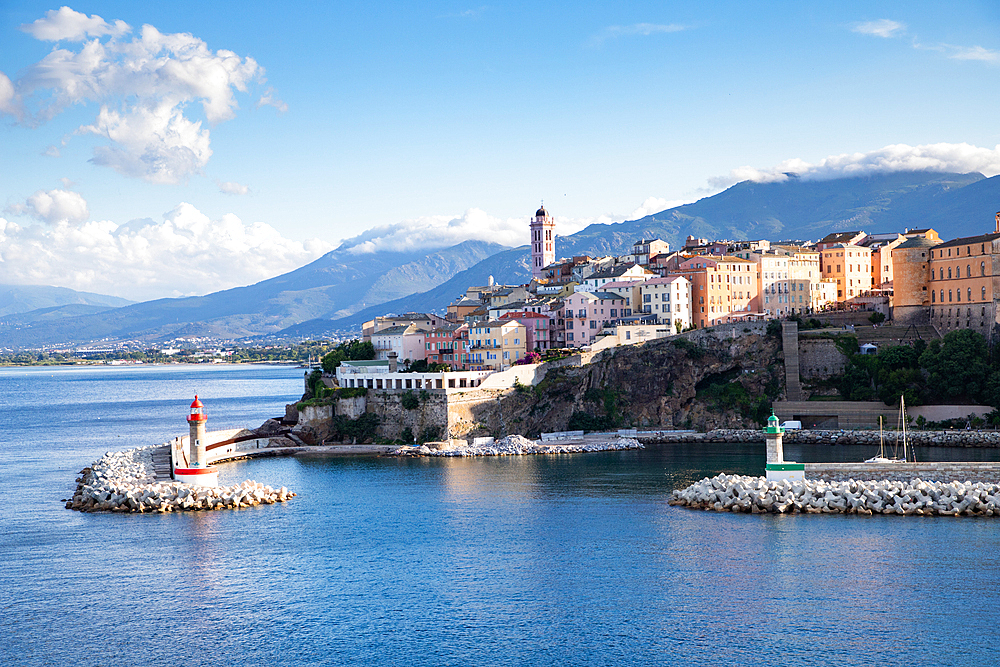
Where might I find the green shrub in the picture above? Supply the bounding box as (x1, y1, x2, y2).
(400, 427, 415, 443)
(418, 426, 442, 443)
(401, 391, 420, 410)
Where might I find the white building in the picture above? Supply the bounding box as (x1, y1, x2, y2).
(638, 276, 692, 331)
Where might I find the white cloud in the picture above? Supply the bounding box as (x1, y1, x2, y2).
(81, 103, 213, 183)
(708, 142, 1000, 190)
(0, 71, 19, 118)
(629, 196, 691, 220)
(851, 19, 905, 38)
(217, 180, 249, 195)
(256, 87, 287, 113)
(43, 145, 61, 157)
(0, 202, 332, 301)
(6, 188, 89, 224)
(5, 9, 269, 183)
(339, 201, 670, 256)
(20, 6, 130, 42)
(946, 45, 1000, 64)
(591, 22, 688, 45)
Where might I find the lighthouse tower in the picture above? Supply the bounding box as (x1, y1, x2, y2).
(764, 412, 804, 482)
(530, 203, 556, 280)
(174, 395, 219, 487)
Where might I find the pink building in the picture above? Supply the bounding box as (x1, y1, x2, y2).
(561, 291, 626, 347)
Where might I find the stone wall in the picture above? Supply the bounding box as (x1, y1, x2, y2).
(798, 338, 847, 379)
(365, 391, 449, 441)
(335, 396, 367, 419)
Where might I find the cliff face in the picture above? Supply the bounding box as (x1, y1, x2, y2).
(501, 330, 785, 436)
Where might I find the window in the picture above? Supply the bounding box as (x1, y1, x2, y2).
(932, 291, 936, 303)
(949, 290, 953, 302)
(968, 265, 972, 278)
(983, 262, 987, 276)
(968, 288, 972, 302)
(590, 321, 597, 329)
(948, 267, 952, 279)
(941, 290, 944, 302)
(957, 290, 961, 302)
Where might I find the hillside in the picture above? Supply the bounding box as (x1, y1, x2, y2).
(0, 284, 133, 318)
(5, 169, 1000, 347)
(0, 240, 506, 347)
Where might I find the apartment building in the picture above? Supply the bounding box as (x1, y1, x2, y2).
(637, 276, 692, 330)
(819, 243, 872, 301)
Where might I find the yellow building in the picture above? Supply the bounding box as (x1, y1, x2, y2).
(820, 243, 872, 301)
(466, 319, 527, 370)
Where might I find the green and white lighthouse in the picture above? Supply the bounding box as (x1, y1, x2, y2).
(764, 412, 804, 482)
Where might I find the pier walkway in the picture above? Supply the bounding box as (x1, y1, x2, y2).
(150, 445, 171, 480)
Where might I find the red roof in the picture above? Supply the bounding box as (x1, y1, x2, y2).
(190, 395, 203, 409)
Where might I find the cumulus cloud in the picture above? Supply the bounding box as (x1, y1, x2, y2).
(4, 8, 270, 183)
(851, 19, 905, 38)
(707, 142, 1000, 190)
(6, 188, 89, 224)
(0, 202, 332, 301)
(338, 202, 665, 256)
(217, 180, 249, 195)
(20, 6, 129, 41)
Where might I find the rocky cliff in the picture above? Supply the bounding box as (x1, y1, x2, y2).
(506, 329, 785, 435)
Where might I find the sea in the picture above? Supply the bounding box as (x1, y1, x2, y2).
(2, 363, 999, 666)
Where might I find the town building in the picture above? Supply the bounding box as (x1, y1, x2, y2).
(816, 231, 866, 251)
(631, 239, 670, 266)
(819, 243, 872, 301)
(637, 276, 692, 331)
(581, 263, 655, 291)
(371, 324, 426, 364)
(362, 313, 446, 341)
(673, 255, 759, 328)
(561, 291, 627, 347)
(466, 319, 528, 370)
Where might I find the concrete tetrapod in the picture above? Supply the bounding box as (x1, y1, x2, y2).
(670, 473, 1000, 517)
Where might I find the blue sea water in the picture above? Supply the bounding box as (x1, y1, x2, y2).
(2, 364, 999, 666)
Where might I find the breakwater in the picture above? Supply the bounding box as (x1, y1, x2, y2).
(66, 445, 295, 513)
(395, 434, 644, 457)
(670, 473, 1000, 516)
(641, 428, 1000, 447)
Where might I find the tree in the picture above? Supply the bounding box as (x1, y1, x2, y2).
(919, 329, 990, 403)
(868, 311, 886, 324)
(321, 339, 376, 373)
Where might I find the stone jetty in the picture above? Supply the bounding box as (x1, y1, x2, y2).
(66, 445, 295, 513)
(395, 434, 644, 457)
(670, 473, 1000, 516)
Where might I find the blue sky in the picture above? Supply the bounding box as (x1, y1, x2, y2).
(2, 2, 1000, 300)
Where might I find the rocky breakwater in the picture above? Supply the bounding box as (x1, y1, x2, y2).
(670, 473, 1000, 516)
(642, 428, 1000, 447)
(66, 446, 295, 513)
(395, 435, 644, 457)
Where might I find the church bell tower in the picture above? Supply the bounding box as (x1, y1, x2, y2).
(530, 203, 556, 280)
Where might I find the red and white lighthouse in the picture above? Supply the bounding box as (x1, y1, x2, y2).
(174, 394, 219, 487)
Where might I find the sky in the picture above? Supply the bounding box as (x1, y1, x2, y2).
(2, 1, 1000, 301)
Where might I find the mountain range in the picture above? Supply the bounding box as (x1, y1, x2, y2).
(5, 170, 1000, 348)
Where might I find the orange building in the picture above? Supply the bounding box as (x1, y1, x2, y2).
(673, 256, 759, 328)
(819, 243, 872, 301)
(927, 232, 1000, 335)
